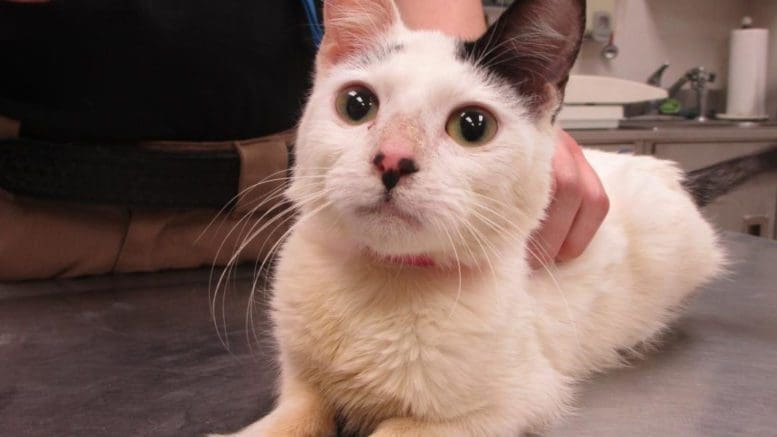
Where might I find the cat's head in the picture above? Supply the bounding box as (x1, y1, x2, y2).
(288, 0, 585, 266)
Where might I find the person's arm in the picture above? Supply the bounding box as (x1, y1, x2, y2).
(395, 1, 610, 268)
(528, 131, 610, 268)
(394, 0, 486, 40)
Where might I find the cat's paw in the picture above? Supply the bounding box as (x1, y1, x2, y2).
(368, 418, 440, 437)
(220, 409, 336, 437)
(369, 427, 428, 437)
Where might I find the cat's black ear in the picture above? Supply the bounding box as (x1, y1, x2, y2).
(462, 0, 585, 120)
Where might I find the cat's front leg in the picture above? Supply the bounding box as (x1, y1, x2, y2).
(229, 371, 335, 437)
(369, 413, 524, 437)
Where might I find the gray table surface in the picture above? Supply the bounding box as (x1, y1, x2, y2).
(1, 232, 775, 437)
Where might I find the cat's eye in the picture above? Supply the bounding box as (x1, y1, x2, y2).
(335, 85, 379, 124)
(446, 107, 498, 146)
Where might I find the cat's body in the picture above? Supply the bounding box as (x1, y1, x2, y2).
(266, 150, 722, 436)
(228, 0, 731, 435)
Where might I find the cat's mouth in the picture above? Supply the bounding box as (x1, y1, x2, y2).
(354, 202, 423, 228)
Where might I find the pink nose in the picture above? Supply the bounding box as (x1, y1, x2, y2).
(371, 150, 419, 190)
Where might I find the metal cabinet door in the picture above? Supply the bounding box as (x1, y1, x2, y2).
(654, 142, 777, 239)
(582, 143, 639, 154)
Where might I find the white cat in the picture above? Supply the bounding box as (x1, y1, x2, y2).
(231, 0, 725, 435)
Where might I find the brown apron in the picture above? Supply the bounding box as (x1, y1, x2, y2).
(0, 119, 292, 281)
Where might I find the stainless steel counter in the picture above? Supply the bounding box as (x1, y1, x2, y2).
(569, 124, 777, 145)
(1, 232, 775, 436)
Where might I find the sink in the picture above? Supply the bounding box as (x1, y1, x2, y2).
(619, 117, 774, 130)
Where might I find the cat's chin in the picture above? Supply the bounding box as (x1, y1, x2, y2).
(329, 202, 446, 257)
(354, 202, 424, 229)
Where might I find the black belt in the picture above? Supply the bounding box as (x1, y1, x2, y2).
(0, 138, 241, 209)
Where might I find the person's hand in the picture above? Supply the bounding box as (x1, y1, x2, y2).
(529, 130, 609, 269)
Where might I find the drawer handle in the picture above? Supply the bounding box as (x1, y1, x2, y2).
(742, 215, 769, 237)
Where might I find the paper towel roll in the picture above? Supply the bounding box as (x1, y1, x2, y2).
(726, 27, 769, 117)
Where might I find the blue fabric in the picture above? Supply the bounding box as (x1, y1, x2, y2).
(301, 0, 323, 46)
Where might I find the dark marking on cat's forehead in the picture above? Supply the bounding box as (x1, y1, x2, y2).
(455, 41, 476, 63)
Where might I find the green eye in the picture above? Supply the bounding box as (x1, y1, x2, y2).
(336, 85, 379, 124)
(446, 107, 498, 146)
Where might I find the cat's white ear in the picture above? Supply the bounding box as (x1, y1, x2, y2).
(461, 0, 585, 121)
(316, 0, 401, 70)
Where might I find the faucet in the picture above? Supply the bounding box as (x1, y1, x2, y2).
(670, 67, 716, 121)
(646, 62, 669, 87)
(645, 64, 716, 121)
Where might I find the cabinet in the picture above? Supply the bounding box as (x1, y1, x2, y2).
(571, 127, 777, 240)
(653, 142, 777, 239)
(582, 143, 639, 154)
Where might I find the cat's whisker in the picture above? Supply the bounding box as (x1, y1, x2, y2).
(206, 171, 306, 348)
(211, 203, 298, 349)
(233, 207, 301, 350)
(209, 173, 330, 280)
(200, 168, 293, 242)
(433, 217, 463, 319)
(466, 20, 516, 68)
(207, 172, 331, 304)
(225, 173, 331, 247)
(244, 198, 336, 347)
(229, 186, 327, 272)
(244, 205, 320, 346)
(210, 186, 331, 348)
(467, 201, 582, 350)
(235, 189, 334, 303)
(476, 24, 562, 70)
(471, 33, 548, 73)
(200, 167, 331, 253)
(465, 194, 556, 266)
(209, 181, 305, 336)
(230, 190, 328, 291)
(448, 219, 509, 315)
(228, 199, 324, 350)
(472, 35, 523, 69)
(245, 196, 340, 350)
(449, 222, 477, 270)
(241, 180, 332, 274)
(458, 214, 500, 287)
(466, 193, 562, 281)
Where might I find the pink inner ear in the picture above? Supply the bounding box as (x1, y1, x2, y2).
(317, 0, 398, 69)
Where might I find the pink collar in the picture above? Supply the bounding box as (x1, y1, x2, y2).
(370, 250, 437, 267)
(364, 247, 438, 268)
(387, 254, 436, 267)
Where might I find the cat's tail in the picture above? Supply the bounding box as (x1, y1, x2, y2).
(682, 145, 777, 207)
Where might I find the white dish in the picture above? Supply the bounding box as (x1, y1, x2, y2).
(564, 75, 668, 105)
(716, 113, 769, 121)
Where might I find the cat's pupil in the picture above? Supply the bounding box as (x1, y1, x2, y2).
(346, 90, 373, 121)
(459, 110, 487, 142)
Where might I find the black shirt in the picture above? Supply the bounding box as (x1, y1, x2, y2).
(0, 1, 317, 142)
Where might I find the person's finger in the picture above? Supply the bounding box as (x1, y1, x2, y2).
(528, 135, 583, 269)
(555, 143, 610, 262)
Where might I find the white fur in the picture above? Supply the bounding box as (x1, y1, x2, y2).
(231, 10, 724, 437)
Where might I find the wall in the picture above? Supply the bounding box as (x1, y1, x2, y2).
(487, 0, 775, 117)
(572, 0, 751, 92)
(750, 0, 777, 117)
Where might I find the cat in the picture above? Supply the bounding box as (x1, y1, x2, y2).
(223, 0, 770, 435)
